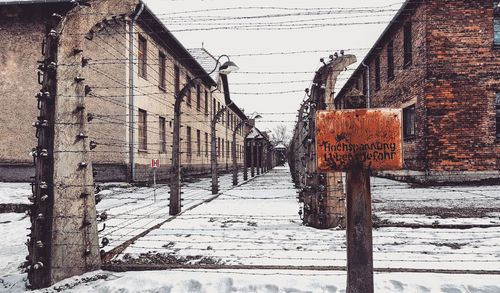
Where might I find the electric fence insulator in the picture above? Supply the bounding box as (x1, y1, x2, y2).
(40, 195, 49, 202)
(76, 133, 88, 140)
(101, 237, 109, 248)
(98, 211, 108, 222)
(73, 48, 83, 55)
(74, 76, 85, 83)
(36, 213, 44, 221)
(78, 162, 88, 168)
(48, 30, 58, 39)
(32, 120, 49, 129)
(80, 192, 90, 198)
(39, 181, 48, 189)
(36, 241, 44, 248)
(84, 85, 92, 96)
(52, 13, 63, 21)
(81, 57, 90, 67)
(87, 113, 94, 122)
(33, 262, 44, 270)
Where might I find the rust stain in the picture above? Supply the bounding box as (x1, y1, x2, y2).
(316, 109, 403, 172)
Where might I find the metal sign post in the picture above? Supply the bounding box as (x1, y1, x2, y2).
(151, 159, 160, 202)
(315, 109, 403, 293)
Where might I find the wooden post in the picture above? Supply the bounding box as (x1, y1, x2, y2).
(346, 166, 373, 293)
(345, 91, 373, 293)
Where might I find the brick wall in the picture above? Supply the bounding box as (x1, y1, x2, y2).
(336, 0, 500, 180)
(425, 0, 500, 172)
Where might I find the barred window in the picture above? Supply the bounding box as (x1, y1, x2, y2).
(495, 1, 500, 46)
(196, 129, 201, 156)
(196, 84, 201, 111)
(186, 75, 192, 106)
(174, 65, 180, 96)
(404, 21, 413, 67)
(158, 52, 166, 89)
(403, 105, 416, 139)
(205, 132, 209, 157)
(387, 40, 395, 81)
(375, 56, 381, 91)
(159, 117, 166, 153)
(186, 126, 192, 157)
(138, 35, 147, 79)
(138, 109, 147, 150)
(496, 92, 500, 139)
(205, 90, 209, 115)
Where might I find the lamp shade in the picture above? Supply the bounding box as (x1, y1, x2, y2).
(219, 61, 239, 75)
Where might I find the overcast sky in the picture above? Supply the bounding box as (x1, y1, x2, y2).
(143, 0, 405, 135)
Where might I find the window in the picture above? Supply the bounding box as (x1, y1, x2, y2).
(159, 117, 166, 153)
(205, 132, 209, 157)
(227, 141, 230, 158)
(213, 98, 216, 116)
(362, 73, 368, 97)
(138, 35, 147, 79)
(375, 56, 381, 91)
(495, 1, 500, 46)
(159, 52, 166, 90)
(404, 22, 413, 67)
(174, 65, 180, 96)
(186, 126, 192, 157)
(196, 84, 201, 111)
(387, 40, 395, 81)
(217, 137, 220, 157)
(205, 90, 209, 115)
(138, 109, 147, 150)
(496, 93, 500, 139)
(196, 129, 201, 156)
(186, 75, 192, 106)
(403, 105, 416, 139)
(222, 139, 225, 159)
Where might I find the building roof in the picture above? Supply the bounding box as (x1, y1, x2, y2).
(335, 0, 417, 101)
(187, 48, 220, 81)
(188, 47, 248, 121)
(0, 0, 70, 4)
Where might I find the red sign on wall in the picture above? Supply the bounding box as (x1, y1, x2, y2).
(151, 159, 160, 168)
(316, 109, 403, 171)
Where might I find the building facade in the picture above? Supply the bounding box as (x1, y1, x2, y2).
(335, 0, 500, 183)
(0, 0, 247, 182)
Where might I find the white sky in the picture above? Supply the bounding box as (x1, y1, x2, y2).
(143, 0, 406, 134)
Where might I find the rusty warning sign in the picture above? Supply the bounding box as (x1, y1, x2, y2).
(316, 109, 403, 171)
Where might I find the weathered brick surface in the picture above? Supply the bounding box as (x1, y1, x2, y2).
(336, 0, 500, 182)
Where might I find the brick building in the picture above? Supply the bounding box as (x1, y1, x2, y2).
(335, 0, 500, 183)
(0, 0, 247, 182)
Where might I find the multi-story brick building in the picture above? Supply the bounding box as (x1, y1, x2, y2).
(335, 0, 500, 183)
(0, 0, 247, 182)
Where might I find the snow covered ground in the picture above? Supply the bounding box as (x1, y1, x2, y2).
(97, 172, 247, 250)
(113, 167, 500, 272)
(0, 166, 499, 292)
(3, 270, 500, 292)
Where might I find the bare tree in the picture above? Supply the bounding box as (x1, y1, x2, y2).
(270, 124, 291, 148)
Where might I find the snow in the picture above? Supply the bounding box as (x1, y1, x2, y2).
(3, 270, 500, 292)
(0, 183, 31, 205)
(1, 166, 500, 292)
(116, 167, 500, 272)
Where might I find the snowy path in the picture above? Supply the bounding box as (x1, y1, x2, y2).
(98, 172, 247, 251)
(117, 166, 500, 272)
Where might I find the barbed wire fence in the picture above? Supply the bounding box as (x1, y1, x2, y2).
(21, 0, 500, 289)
